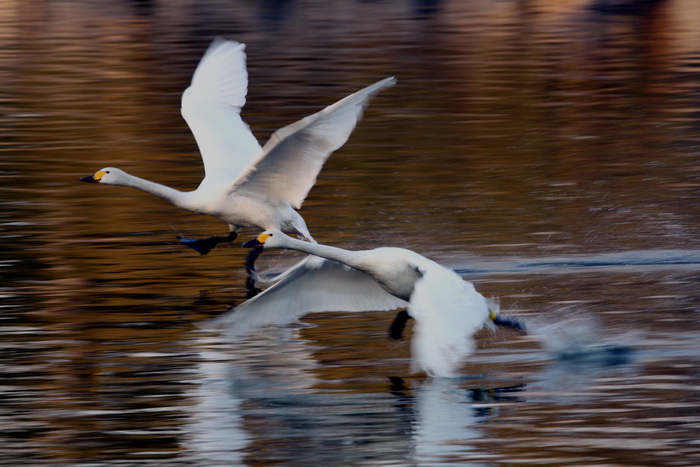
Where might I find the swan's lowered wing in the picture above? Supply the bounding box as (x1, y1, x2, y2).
(229, 77, 396, 208)
(209, 255, 407, 338)
(181, 39, 262, 182)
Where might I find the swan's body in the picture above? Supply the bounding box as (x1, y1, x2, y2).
(81, 39, 396, 253)
(213, 230, 521, 377)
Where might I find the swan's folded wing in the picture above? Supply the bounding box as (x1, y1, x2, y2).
(181, 39, 262, 181)
(408, 267, 490, 377)
(208, 256, 407, 338)
(229, 77, 396, 208)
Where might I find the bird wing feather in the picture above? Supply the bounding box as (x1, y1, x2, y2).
(181, 39, 262, 182)
(208, 255, 407, 338)
(228, 77, 396, 208)
(408, 265, 490, 377)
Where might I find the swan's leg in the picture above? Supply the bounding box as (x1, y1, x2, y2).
(289, 213, 316, 244)
(245, 247, 262, 274)
(389, 310, 411, 340)
(177, 231, 238, 255)
(244, 247, 263, 298)
(245, 274, 261, 298)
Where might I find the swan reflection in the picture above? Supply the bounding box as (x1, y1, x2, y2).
(183, 328, 526, 465)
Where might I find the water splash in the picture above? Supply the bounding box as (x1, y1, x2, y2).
(530, 308, 636, 366)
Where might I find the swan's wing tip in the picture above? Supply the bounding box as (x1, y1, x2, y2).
(229, 75, 397, 205)
(371, 76, 397, 91)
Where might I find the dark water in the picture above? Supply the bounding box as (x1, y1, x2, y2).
(2, 0, 700, 465)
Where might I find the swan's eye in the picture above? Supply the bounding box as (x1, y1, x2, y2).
(269, 233, 274, 237)
(105, 170, 110, 174)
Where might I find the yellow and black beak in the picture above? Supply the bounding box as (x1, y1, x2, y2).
(242, 233, 270, 249)
(79, 170, 106, 183)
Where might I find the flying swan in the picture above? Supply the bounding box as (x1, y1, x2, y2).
(209, 230, 525, 378)
(80, 39, 396, 265)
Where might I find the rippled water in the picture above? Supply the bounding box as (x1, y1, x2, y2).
(1, 0, 700, 465)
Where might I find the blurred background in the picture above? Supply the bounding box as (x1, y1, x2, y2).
(1, 0, 699, 465)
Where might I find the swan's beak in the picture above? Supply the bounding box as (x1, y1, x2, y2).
(243, 238, 263, 248)
(80, 170, 107, 183)
(80, 174, 98, 183)
(243, 233, 271, 248)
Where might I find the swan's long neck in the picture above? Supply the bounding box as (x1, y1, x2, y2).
(280, 236, 365, 271)
(117, 173, 193, 209)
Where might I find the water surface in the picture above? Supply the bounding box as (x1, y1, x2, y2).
(1, 0, 700, 465)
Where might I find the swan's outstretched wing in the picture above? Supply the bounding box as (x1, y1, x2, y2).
(181, 39, 262, 181)
(209, 256, 407, 338)
(229, 77, 396, 208)
(408, 265, 490, 377)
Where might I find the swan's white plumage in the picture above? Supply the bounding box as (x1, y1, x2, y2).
(231, 77, 397, 209)
(213, 256, 408, 337)
(83, 39, 395, 242)
(213, 231, 493, 377)
(409, 265, 489, 377)
(181, 39, 262, 182)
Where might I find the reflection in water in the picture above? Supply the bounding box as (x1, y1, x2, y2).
(2, 0, 700, 465)
(185, 330, 528, 465)
(184, 340, 248, 465)
(412, 378, 496, 462)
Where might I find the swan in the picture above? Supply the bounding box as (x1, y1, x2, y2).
(210, 230, 525, 378)
(80, 38, 396, 264)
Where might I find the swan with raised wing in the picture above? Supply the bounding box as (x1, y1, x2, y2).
(81, 39, 396, 266)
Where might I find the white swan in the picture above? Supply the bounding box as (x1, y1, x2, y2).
(80, 38, 396, 258)
(211, 230, 524, 378)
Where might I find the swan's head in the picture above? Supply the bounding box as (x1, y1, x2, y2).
(79, 167, 125, 185)
(242, 230, 288, 249)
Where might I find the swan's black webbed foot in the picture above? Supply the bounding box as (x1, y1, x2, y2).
(389, 310, 411, 340)
(177, 236, 217, 255)
(177, 231, 238, 255)
(492, 315, 526, 333)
